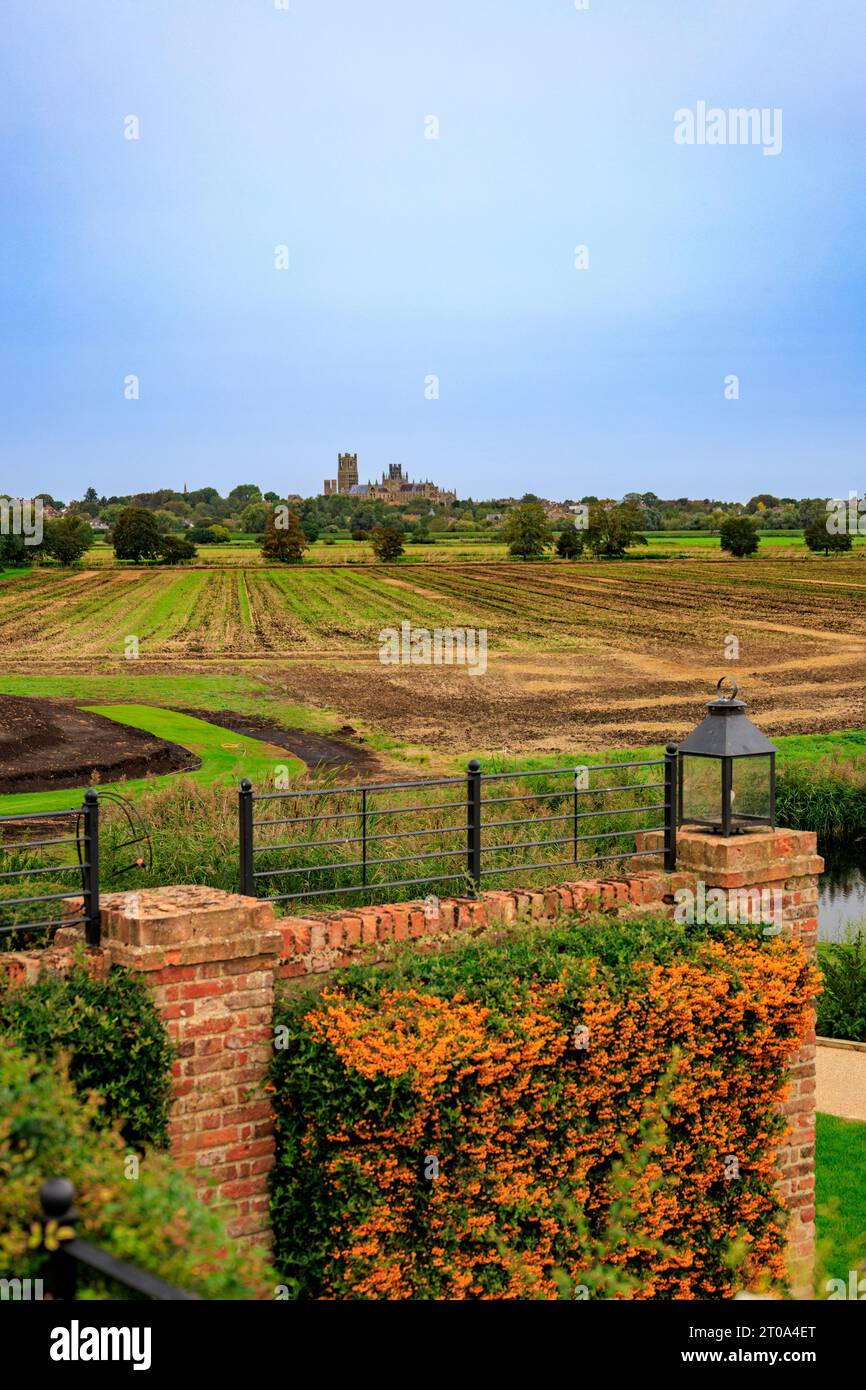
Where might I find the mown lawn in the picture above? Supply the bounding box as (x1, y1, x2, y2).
(816, 1112, 866, 1294)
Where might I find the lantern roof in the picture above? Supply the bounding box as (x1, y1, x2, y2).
(678, 677, 776, 758)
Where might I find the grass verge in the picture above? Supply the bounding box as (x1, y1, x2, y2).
(816, 1112, 866, 1288)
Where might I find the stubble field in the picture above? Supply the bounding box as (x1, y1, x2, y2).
(2, 556, 865, 757)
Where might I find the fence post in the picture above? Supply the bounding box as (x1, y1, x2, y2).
(239, 779, 254, 897)
(39, 1178, 78, 1301)
(664, 742, 678, 871)
(82, 788, 100, 946)
(466, 759, 482, 894)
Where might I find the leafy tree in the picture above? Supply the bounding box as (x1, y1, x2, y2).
(42, 515, 93, 566)
(349, 511, 373, 541)
(584, 503, 647, 558)
(0, 533, 34, 568)
(112, 506, 163, 562)
(260, 509, 309, 563)
(556, 521, 585, 559)
(300, 514, 321, 542)
(159, 534, 198, 564)
(263, 490, 280, 504)
(803, 510, 853, 556)
(228, 483, 262, 503)
(745, 494, 779, 515)
(502, 501, 552, 559)
(206, 524, 233, 544)
(240, 502, 268, 534)
(370, 524, 405, 561)
(153, 509, 185, 533)
(719, 515, 760, 558)
(188, 525, 221, 544)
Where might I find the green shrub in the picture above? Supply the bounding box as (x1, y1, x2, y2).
(0, 963, 173, 1148)
(0, 1039, 273, 1298)
(817, 930, 866, 1041)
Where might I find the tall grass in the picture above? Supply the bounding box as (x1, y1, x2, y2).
(0, 761, 668, 932)
(2, 742, 863, 938)
(776, 754, 866, 840)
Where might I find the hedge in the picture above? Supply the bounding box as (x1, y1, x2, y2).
(0, 1039, 274, 1298)
(0, 962, 173, 1148)
(270, 915, 818, 1299)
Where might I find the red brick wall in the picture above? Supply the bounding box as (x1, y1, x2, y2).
(0, 828, 820, 1290)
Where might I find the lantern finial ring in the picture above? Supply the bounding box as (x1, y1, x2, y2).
(716, 675, 739, 701)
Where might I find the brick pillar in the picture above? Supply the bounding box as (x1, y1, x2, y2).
(98, 886, 281, 1248)
(672, 827, 823, 1297)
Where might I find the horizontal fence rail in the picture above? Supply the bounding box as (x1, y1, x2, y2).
(240, 746, 677, 911)
(0, 789, 100, 946)
(37, 1178, 198, 1301)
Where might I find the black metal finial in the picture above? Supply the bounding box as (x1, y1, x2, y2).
(39, 1177, 76, 1221)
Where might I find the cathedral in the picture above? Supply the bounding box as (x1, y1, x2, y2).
(323, 455, 456, 506)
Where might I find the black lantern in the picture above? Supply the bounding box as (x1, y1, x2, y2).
(678, 677, 776, 835)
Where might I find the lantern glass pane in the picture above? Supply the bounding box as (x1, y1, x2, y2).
(681, 756, 721, 825)
(732, 756, 772, 823)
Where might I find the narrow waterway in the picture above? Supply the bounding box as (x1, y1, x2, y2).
(818, 841, 866, 942)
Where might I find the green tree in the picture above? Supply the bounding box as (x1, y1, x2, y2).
(206, 524, 233, 543)
(228, 483, 262, 503)
(584, 502, 647, 558)
(159, 534, 198, 564)
(719, 515, 761, 558)
(0, 533, 34, 568)
(260, 508, 309, 563)
(556, 521, 585, 559)
(803, 510, 853, 556)
(501, 501, 552, 559)
(42, 515, 93, 566)
(112, 506, 163, 562)
(370, 523, 405, 561)
(153, 508, 185, 533)
(240, 502, 268, 534)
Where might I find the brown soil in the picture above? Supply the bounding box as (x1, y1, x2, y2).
(0, 696, 199, 793)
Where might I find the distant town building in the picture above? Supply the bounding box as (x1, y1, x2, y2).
(323, 452, 359, 497)
(322, 455, 456, 507)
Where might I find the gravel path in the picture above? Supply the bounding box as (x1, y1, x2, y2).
(816, 1041, 866, 1122)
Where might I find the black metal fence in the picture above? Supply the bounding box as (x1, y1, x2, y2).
(36, 1178, 197, 1301)
(239, 746, 677, 909)
(0, 789, 101, 946)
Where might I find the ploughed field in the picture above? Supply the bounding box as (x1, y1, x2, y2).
(3, 559, 866, 753)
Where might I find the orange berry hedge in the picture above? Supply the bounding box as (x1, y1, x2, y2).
(269, 915, 818, 1299)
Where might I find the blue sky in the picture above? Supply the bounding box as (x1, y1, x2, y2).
(1, 0, 863, 502)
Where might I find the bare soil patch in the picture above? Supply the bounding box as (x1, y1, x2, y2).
(0, 696, 199, 793)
